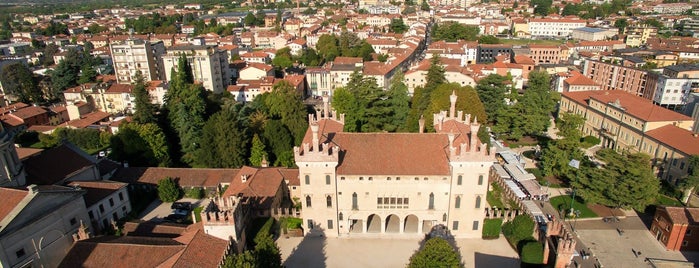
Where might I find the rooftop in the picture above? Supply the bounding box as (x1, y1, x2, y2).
(562, 90, 693, 122)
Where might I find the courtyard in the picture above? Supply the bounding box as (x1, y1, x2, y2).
(278, 235, 519, 268)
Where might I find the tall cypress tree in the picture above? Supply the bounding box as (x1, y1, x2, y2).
(132, 71, 157, 124)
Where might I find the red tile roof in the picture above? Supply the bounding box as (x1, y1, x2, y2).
(58, 236, 187, 268)
(661, 206, 699, 225)
(24, 143, 96, 185)
(562, 91, 693, 122)
(60, 111, 111, 129)
(332, 133, 451, 175)
(564, 71, 598, 86)
(645, 125, 699, 155)
(172, 229, 229, 268)
(0, 187, 27, 221)
(111, 167, 240, 188)
(16, 147, 43, 160)
(67, 180, 127, 207)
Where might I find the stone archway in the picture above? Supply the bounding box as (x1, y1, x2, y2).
(404, 214, 419, 233)
(385, 214, 400, 233)
(367, 214, 382, 233)
(350, 219, 363, 233)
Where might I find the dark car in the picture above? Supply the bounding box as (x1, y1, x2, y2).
(171, 202, 192, 211)
(164, 214, 186, 223)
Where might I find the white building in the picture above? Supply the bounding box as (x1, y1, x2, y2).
(0, 185, 92, 268)
(528, 18, 587, 38)
(295, 94, 494, 238)
(68, 181, 132, 233)
(162, 45, 232, 94)
(653, 74, 698, 109)
(110, 38, 166, 84)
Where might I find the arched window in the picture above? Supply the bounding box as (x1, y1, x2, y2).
(478, 175, 484, 185)
(455, 196, 461, 209)
(428, 193, 435, 210)
(326, 196, 332, 208)
(306, 196, 312, 208)
(352, 192, 358, 210)
(457, 175, 463, 185)
(326, 175, 331, 185)
(442, 213, 447, 221)
(305, 175, 310, 185)
(475, 196, 482, 209)
(338, 212, 343, 221)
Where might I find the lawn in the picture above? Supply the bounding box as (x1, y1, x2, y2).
(549, 195, 598, 218)
(482, 218, 503, 239)
(500, 39, 566, 46)
(487, 182, 506, 208)
(654, 194, 683, 207)
(192, 206, 203, 223)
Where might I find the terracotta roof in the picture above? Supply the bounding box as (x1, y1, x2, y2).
(562, 91, 693, 122)
(244, 62, 273, 72)
(16, 147, 43, 160)
(111, 167, 240, 188)
(513, 55, 535, 65)
(564, 71, 598, 86)
(23, 143, 96, 185)
(0, 187, 27, 221)
(645, 125, 699, 155)
(123, 221, 187, 238)
(106, 83, 133, 94)
(60, 111, 111, 129)
(10, 106, 48, 119)
(331, 133, 451, 175)
(224, 166, 293, 209)
(172, 229, 228, 268)
(67, 180, 127, 207)
(333, 56, 363, 65)
(27, 125, 57, 133)
(0, 102, 29, 115)
(58, 236, 186, 268)
(661, 206, 699, 225)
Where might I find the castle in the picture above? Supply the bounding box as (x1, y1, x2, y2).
(294, 92, 495, 238)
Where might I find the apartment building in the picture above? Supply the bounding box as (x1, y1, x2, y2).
(571, 27, 618, 41)
(527, 45, 566, 65)
(477, 44, 513, 63)
(110, 38, 166, 84)
(162, 45, 232, 94)
(528, 18, 587, 38)
(651, 207, 699, 251)
(582, 59, 650, 97)
(425, 40, 478, 65)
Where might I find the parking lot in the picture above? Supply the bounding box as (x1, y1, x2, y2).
(139, 198, 204, 222)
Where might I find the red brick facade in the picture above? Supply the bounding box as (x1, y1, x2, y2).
(650, 206, 699, 251)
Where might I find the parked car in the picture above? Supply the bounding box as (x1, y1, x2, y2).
(171, 202, 191, 211)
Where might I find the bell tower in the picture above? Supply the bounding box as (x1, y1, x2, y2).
(0, 124, 26, 187)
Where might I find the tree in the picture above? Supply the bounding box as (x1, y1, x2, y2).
(407, 55, 447, 132)
(110, 123, 171, 167)
(249, 134, 268, 166)
(572, 149, 660, 211)
(425, 83, 487, 131)
(478, 35, 501, 44)
(614, 18, 628, 34)
(316, 34, 340, 62)
(244, 12, 257, 26)
(433, 22, 480, 42)
(679, 155, 699, 203)
(331, 71, 393, 132)
(420, 0, 430, 11)
(196, 108, 249, 168)
(132, 71, 157, 124)
(501, 215, 535, 245)
(0, 62, 42, 103)
(265, 81, 308, 144)
(389, 18, 408, 34)
(78, 64, 97, 84)
(532, 0, 553, 16)
(386, 70, 410, 131)
(157, 177, 181, 202)
(262, 120, 294, 166)
(475, 74, 508, 123)
(539, 112, 585, 177)
(272, 47, 293, 69)
(408, 237, 462, 268)
(496, 71, 556, 139)
(254, 234, 282, 268)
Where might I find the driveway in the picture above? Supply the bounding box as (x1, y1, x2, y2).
(278, 236, 518, 268)
(139, 198, 205, 221)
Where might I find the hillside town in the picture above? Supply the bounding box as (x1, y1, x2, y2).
(1, 0, 699, 267)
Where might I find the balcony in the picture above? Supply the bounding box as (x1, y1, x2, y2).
(600, 126, 617, 137)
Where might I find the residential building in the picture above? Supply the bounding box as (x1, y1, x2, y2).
(551, 71, 601, 93)
(582, 59, 650, 98)
(67, 180, 131, 234)
(652, 74, 698, 109)
(477, 44, 513, 63)
(330, 57, 363, 90)
(425, 40, 478, 65)
(528, 18, 587, 38)
(651, 206, 699, 251)
(527, 45, 566, 65)
(295, 94, 494, 238)
(306, 67, 332, 97)
(162, 45, 232, 94)
(239, 62, 274, 80)
(625, 25, 657, 47)
(0, 185, 91, 268)
(653, 3, 692, 14)
(110, 38, 166, 84)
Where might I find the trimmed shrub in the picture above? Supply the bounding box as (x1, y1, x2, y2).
(185, 187, 204, 199)
(157, 177, 181, 202)
(482, 218, 503, 239)
(520, 240, 544, 264)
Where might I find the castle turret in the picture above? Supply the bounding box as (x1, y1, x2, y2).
(449, 90, 457, 119)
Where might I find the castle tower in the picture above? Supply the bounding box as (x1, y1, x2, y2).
(555, 236, 577, 268)
(0, 124, 26, 187)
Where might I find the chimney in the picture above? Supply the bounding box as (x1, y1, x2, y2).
(311, 123, 320, 152)
(241, 174, 248, 183)
(261, 155, 268, 167)
(449, 90, 457, 119)
(27, 184, 39, 194)
(419, 115, 425, 133)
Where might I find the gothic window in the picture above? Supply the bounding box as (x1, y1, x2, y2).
(453, 221, 459, 230)
(326, 196, 332, 208)
(472, 220, 479, 230)
(478, 175, 484, 185)
(339, 212, 343, 221)
(455, 196, 461, 209)
(475, 196, 482, 208)
(305, 175, 310, 185)
(352, 192, 358, 210)
(457, 175, 462, 185)
(306, 196, 312, 208)
(326, 175, 331, 185)
(429, 193, 435, 210)
(442, 213, 447, 221)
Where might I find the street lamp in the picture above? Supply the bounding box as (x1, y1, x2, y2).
(572, 210, 580, 232)
(568, 159, 580, 217)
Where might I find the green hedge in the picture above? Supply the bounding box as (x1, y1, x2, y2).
(520, 240, 544, 264)
(482, 218, 503, 239)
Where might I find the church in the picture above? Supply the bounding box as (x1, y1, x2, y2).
(294, 92, 494, 238)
